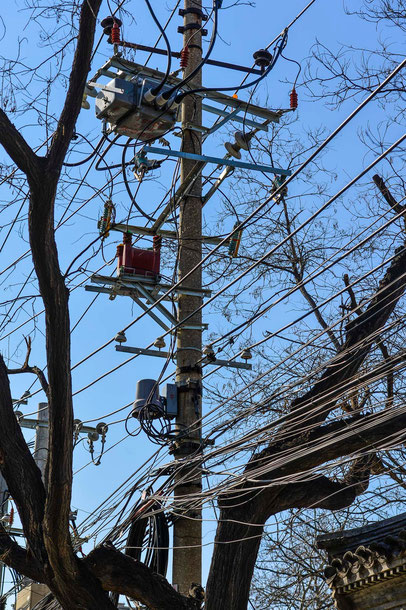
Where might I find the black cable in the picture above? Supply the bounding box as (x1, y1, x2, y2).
(63, 134, 106, 167)
(125, 498, 169, 577)
(280, 50, 302, 87)
(143, 0, 172, 96)
(173, 29, 288, 104)
(122, 138, 155, 222)
(158, 0, 220, 103)
(95, 134, 127, 171)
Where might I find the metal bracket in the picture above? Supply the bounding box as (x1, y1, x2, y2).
(111, 222, 230, 246)
(86, 274, 209, 333)
(203, 357, 252, 370)
(143, 146, 292, 176)
(179, 7, 208, 20)
(178, 24, 208, 35)
(116, 345, 171, 358)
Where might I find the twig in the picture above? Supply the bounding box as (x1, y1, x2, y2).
(373, 173, 406, 232)
(6, 336, 49, 396)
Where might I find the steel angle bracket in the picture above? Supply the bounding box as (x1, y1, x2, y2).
(203, 357, 252, 371)
(116, 346, 251, 371)
(85, 274, 209, 332)
(111, 222, 230, 247)
(116, 345, 170, 358)
(87, 57, 285, 130)
(143, 146, 292, 176)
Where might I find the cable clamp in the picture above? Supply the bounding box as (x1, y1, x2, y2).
(179, 8, 208, 20)
(187, 43, 203, 52)
(178, 24, 208, 36)
(176, 366, 202, 377)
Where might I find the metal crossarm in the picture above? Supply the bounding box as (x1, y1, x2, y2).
(85, 274, 210, 332)
(143, 146, 292, 176)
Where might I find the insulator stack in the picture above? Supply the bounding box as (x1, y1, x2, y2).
(100, 15, 122, 44)
(9, 506, 14, 528)
(153, 234, 162, 252)
(111, 21, 121, 44)
(117, 232, 161, 278)
(123, 231, 132, 245)
(180, 46, 190, 69)
(98, 199, 114, 238)
(290, 87, 298, 110)
(228, 222, 243, 258)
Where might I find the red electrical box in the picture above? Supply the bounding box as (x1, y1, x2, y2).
(116, 232, 161, 278)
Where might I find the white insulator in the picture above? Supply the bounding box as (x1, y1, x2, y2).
(115, 330, 127, 344)
(166, 95, 181, 111)
(155, 92, 170, 108)
(225, 141, 242, 159)
(154, 336, 166, 349)
(143, 88, 156, 103)
(241, 348, 252, 361)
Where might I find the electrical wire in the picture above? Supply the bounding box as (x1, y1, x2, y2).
(143, 0, 172, 96)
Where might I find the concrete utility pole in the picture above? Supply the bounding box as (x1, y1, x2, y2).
(0, 473, 8, 609)
(173, 0, 203, 595)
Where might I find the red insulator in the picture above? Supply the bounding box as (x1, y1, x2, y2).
(123, 231, 132, 245)
(290, 87, 298, 110)
(180, 46, 190, 69)
(153, 234, 162, 252)
(9, 506, 14, 528)
(111, 21, 120, 44)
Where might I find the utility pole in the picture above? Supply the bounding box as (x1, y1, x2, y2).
(173, 0, 203, 595)
(0, 474, 8, 610)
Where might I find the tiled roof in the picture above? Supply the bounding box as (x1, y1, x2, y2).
(317, 513, 406, 594)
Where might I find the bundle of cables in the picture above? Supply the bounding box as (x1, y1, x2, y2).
(125, 495, 169, 577)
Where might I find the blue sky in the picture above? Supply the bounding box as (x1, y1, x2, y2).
(1, 0, 404, 603)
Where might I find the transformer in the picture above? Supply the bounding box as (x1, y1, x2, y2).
(132, 379, 163, 419)
(95, 77, 179, 141)
(116, 232, 161, 278)
(132, 379, 177, 420)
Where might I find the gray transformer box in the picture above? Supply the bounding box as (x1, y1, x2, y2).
(95, 77, 179, 142)
(162, 383, 178, 419)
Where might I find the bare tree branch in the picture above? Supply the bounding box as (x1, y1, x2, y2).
(0, 524, 45, 583)
(0, 355, 47, 565)
(283, 200, 341, 352)
(47, 0, 102, 170)
(0, 109, 41, 183)
(7, 336, 49, 396)
(373, 173, 406, 231)
(343, 274, 393, 409)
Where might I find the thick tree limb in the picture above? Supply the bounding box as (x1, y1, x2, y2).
(343, 274, 394, 408)
(85, 545, 202, 610)
(17, 3, 103, 598)
(0, 355, 47, 564)
(0, 524, 45, 583)
(47, 0, 102, 170)
(289, 456, 372, 511)
(207, 242, 406, 610)
(0, 109, 41, 184)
